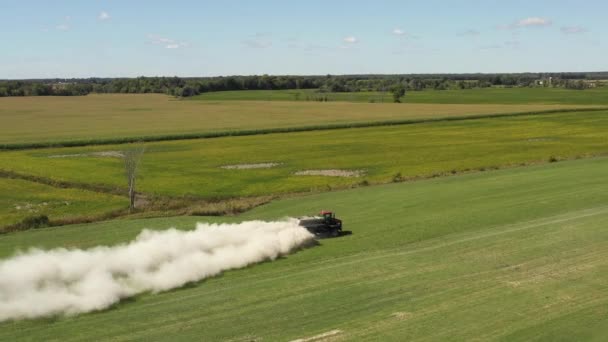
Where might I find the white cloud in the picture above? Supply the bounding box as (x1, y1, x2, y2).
(499, 17, 552, 30)
(561, 26, 587, 34)
(343, 36, 358, 44)
(517, 17, 552, 27)
(147, 34, 188, 49)
(392, 28, 405, 36)
(167, 42, 188, 49)
(98, 11, 110, 21)
(339, 36, 359, 50)
(392, 30, 420, 40)
(52, 15, 71, 31)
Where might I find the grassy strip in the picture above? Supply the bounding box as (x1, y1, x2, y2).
(1, 152, 600, 234)
(1, 209, 128, 234)
(0, 168, 274, 212)
(0, 177, 129, 231)
(0, 168, 276, 231)
(1, 107, 605, 150)
(0, 195, 275, 234)
(0, 169, 126, 196)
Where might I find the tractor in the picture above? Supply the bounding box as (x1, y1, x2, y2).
(298, 210, 343, 238)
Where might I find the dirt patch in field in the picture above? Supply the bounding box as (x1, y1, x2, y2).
(220, 162, 281, 169)
(134, 194, 150, 208)
(13, 201, 70, 213)
(505, 280, 522, 288)
(48, 151, 124, 158)
(294, 169, 364, 177)
(290, 329, 343, 342)
(391, 312, 413, 320)
(526, 137, 556, 142)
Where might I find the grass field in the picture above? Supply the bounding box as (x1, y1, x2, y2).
(1, 157, 607, 340)
(1, 110, 607, 200)
(191, 87, 608, 105)
(0, 94, 593, 146)
(0, 178, 127, 228)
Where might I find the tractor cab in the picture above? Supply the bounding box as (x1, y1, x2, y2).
(320, 210, 335, 222)
(320, 210, 341, 227)
(298, 210, 343, 238)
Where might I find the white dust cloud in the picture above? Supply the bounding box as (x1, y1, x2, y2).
(0, 219, 314, 321)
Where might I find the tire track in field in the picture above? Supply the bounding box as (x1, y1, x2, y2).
(347, 244, 608, 341)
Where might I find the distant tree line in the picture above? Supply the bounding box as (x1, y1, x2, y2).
(1, 72, 607, 97)
(0, 80, 92, 97)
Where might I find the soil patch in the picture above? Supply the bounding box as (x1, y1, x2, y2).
(13, 201, 70, 213)
(391, 312, 413, 320)
(221, 163, 280, 169)
(48, 151, 124, 158)
(294, 169, 364, 177)
(290, 329, 343, 342)
(526, 137, 556, 142)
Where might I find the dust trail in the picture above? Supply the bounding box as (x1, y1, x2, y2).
(0, 219, 314, 322)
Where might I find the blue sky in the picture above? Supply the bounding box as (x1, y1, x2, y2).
(1, 0, 606, 78)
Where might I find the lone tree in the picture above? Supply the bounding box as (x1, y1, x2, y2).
(392, 85, 406, 103)
(123, 145, 145, 212)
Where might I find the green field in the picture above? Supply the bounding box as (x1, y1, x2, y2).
(0, 94, 593, 147)
(1, 158, 607, 340)
(1, 110, 607, 201)
(0, 178, 127, 228)
(192, 87, 608, 105)
(191, 89, 387, 102)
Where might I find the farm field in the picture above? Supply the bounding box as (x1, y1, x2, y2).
(1, 157, 608, 340)
(1, 110, 607, 202)
(191, 87, 608, 105)
(0, 93, 595, 147)
(5, 2, 608, 341)
(0, 178, 127, 227)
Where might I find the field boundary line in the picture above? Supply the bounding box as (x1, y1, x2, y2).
(1, 107, 606, 150)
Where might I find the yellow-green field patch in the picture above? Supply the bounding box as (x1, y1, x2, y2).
(0, 178, 127, 228)
(0, 94, 595, 145)
(0, 110, 607, 199)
